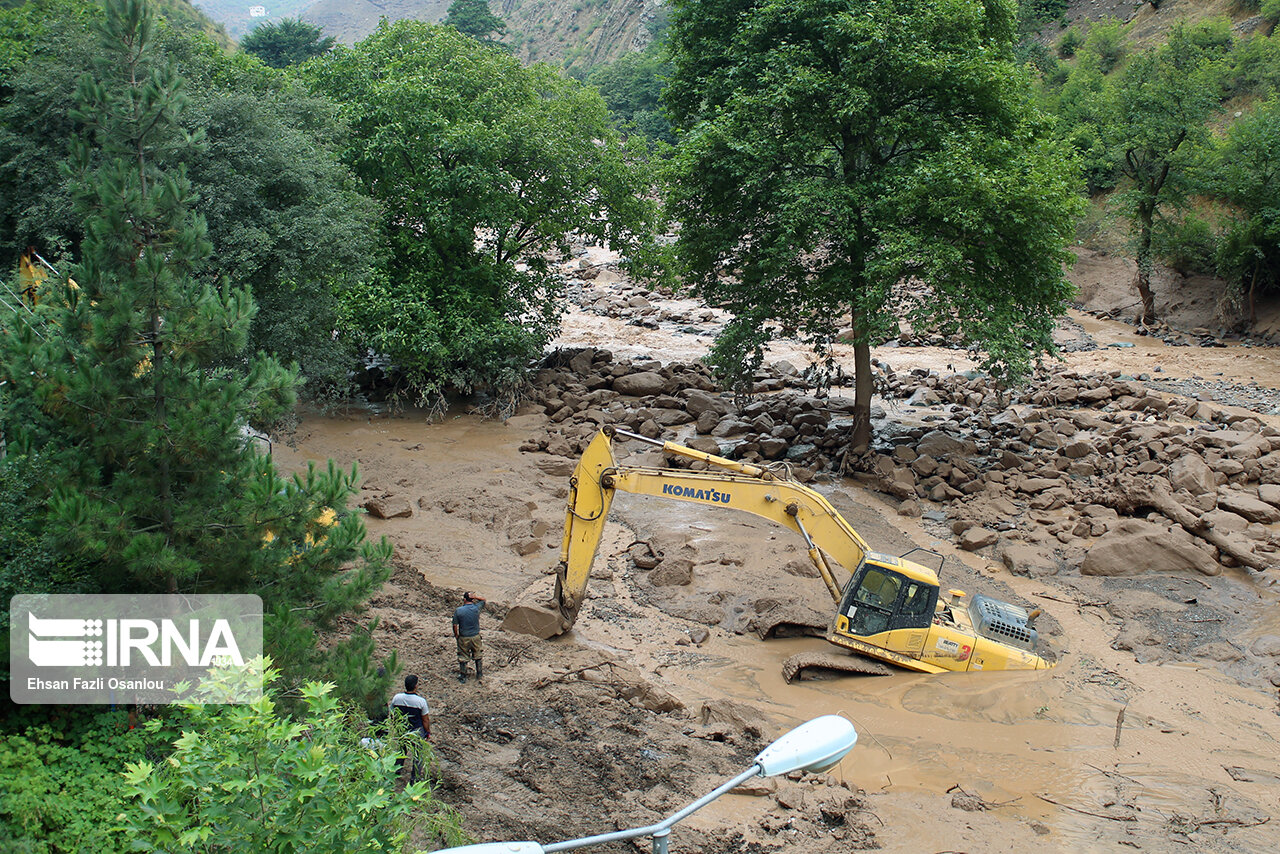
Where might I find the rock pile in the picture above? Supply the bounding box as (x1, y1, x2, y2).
(522, 347, 1280, 577)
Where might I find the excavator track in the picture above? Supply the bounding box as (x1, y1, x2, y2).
(782, 650, 893, 682)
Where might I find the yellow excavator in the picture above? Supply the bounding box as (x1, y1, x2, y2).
(510, 427, 1052, 675)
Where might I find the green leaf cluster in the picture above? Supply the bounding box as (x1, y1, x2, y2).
(0, 710, 179, 854)
(119, 670, 465, 853)
(304, 21, 657, 407)
(240, 17, 335, 68)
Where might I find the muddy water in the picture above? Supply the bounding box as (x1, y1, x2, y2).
(276, 302, 1280, 852)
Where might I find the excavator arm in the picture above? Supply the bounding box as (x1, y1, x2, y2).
(552, 428, 872, 630)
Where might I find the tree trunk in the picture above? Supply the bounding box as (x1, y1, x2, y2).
(849, 340, 873, 458)
(1134, 214, 1157, 325)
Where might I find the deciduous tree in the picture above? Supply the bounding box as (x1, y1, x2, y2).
(1101, 25, 1222, 324)
(444, 0, 506, 43)
(1207, 95, 1280, 323)
(305, 21, 655, 408)
(665, 0, 1083, 455)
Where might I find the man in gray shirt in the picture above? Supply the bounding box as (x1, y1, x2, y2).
(452, 592, 486, 684)
(389, 674, 430, 782)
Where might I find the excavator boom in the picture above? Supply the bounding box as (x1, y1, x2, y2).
(554, 428, 876, 629)
(514, 427, 1052, 674)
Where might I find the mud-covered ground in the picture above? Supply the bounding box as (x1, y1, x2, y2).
(275, 249, 1280, 854)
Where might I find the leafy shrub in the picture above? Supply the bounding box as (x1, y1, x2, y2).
(1154, 213, 1219, 275)
(1084, 18, 1127, 74)
(0, 710, 179, 854)
(1058, 27, 1083, 58)
(118, 674, 465, 853)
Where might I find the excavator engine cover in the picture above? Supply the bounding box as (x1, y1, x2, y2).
(968, 595, 1039, 652)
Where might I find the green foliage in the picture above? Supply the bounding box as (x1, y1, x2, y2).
(587, 44, 674, 145)
(1083, 17, 1127, 74)
(665, 0, 1083, 449)
(119, 672, 466, 853)
(1205, 95, 1280, 317)
(1019, 0, 1068, 28)
(304, 22, 657, 408)
(444, 0, 506, 42)
(240, 17, 335, 68)
(1224, 32, 1280, 97)
(0, 0, 94, 76)
(0, 5, 380, 392)
(1100, 24, 1221, 319)
(0, 709, 180, 854)
(1265, 0, 1280, 24)
(1058, 26, 1083, 59)
(0, 0, 391, 698)
(0, 454, 92, 679)
(1153, 212, 1218, 275)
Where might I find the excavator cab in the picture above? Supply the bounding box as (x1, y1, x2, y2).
(837, 557, 939, 638)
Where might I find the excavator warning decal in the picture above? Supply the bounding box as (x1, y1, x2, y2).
(661, 484, 731, 504)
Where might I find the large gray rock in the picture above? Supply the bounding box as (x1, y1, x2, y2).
(613, 371, 668, 396)
(1081, 519, 1221, 577)
(682, 389, 730, 418)
(1218, 490, 1280, 524)
(916, 430, 976, 460)
(1169, 454, 1217, 495)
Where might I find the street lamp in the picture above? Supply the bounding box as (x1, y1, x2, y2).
(440, 714, 858, 854)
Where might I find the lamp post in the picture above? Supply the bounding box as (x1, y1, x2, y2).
(440, 715, 858, 854)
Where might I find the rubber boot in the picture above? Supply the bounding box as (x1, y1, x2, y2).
(475, 660, 483, 683)
(458, 664, 468, 683)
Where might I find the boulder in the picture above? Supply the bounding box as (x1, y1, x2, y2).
(916, 430, 976, 459)
(649, 556, 695, 586)
(1259, 483, 1280, 508)
(1081, 519, 1221, 577)
(958, 526, 998, 551)
(363, 497, 413, 519)
(682, 389, 730, 418)
(1218, 490, 1280, 524)
(1169, 454, 1217, 495)
(613, 371, 668, 396)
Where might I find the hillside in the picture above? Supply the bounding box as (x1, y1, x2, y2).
(197, 0, 663, 68)
(192, 1, 311, 39)
(298, 0, 452, 45)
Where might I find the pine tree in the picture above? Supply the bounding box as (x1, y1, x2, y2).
(0, 0, 391, 699)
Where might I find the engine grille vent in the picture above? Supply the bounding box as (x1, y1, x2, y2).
(968, 595, 1038, 652)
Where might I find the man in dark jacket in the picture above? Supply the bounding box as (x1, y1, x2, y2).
(452, 592, 486, 683)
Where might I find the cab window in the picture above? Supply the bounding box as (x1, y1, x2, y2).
(844, 567, 901, 636)
(890, 580, 937, 631)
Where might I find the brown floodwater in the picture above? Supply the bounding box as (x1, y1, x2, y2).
(274, 292, 1280, 853)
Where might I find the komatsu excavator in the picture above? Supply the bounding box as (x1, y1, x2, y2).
(513, 427, 1052, 675)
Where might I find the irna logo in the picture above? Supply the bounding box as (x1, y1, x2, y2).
(26, 613, 245, 668)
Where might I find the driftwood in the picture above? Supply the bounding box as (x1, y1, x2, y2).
(1111, 475, 1276, 573)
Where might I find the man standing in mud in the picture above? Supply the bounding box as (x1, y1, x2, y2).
(453, 592, 486, 683)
